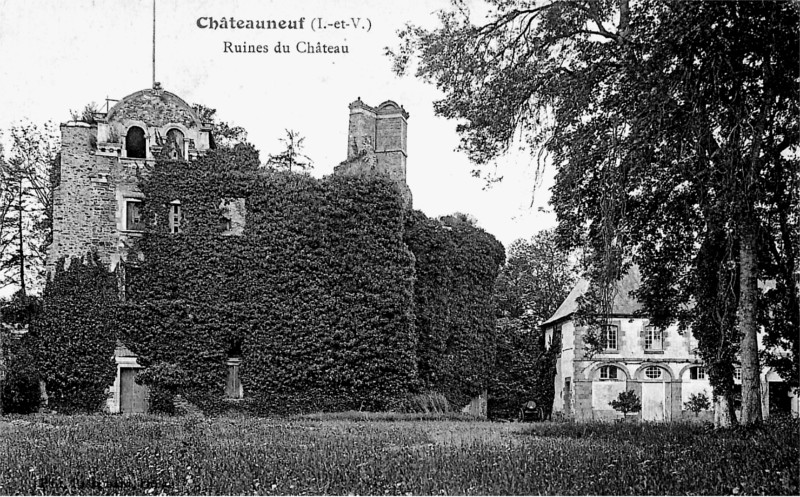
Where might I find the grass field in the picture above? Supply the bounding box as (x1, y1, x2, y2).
(1, 413, 798, 495)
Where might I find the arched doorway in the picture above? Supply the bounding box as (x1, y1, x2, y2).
(639, 365, 671, 421)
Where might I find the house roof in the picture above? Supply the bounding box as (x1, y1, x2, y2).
(541, 265, 642, 327)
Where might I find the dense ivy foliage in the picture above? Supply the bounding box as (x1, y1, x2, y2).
(404, 211, 504, 407)
(28, 253, 118, 413)
(119, 148, 422, 413)
(12, 145, 503, 416)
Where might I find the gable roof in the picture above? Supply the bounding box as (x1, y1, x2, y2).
(541, 265, 642, 327)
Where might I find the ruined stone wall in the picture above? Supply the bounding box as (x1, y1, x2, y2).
(49, 124, 119, 270)
(335, 98, 411, 207)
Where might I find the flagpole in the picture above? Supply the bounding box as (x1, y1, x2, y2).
(152, 0, 156, 88)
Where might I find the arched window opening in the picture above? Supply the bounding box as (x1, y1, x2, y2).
(166, 128, 185, 160)
(600, 365, 621, 381)
(690, 366, 706, 380)
(644, 366, 664, 380)
(733, 366, 742, 381)
(126, 126, 146, 159)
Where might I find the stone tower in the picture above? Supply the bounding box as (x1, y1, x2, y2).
(334, 98, 412, 207)
(49, 85, 213, 271)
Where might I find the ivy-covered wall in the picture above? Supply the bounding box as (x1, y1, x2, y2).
(23, 145, 504, 415)
(117, 147, 419, 413)
(404, 211, 505, 407)
(27, 253, 118, 413)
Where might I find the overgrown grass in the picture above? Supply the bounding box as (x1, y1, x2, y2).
(0, 414, 797, 495)
(299, 410, 477, 422)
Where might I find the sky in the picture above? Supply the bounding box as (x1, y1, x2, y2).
(0, 0, 557, 249)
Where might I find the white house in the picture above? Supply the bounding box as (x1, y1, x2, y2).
(541, 266, 798, 421)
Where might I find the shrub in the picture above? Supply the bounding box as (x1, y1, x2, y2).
(1, 337, 41, 414)
(135, 362, 188, 415)
(403, 391, 452, 414)
(1, 295, 42, 414)
(684, 392, 711, 416)
(610, 390, 642, 417)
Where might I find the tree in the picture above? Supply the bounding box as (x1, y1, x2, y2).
(684, 392, 711, 418)
(391, 0, 798, 427)
(1, 292, 42, 414)
(610, 390, 641, 419)
(495, 229, 577, 320)
(490, 229, 576, 419)
(0, 121, 58, 298)
(191, 104, 248, 149)
(265, 129, 314, 173)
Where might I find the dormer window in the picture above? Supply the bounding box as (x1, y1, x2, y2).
(126, 126, 146, 159)
(166, 128, 185, 160)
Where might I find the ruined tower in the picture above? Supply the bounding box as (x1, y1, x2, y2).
(334, 98, 412, 207)
(49, 85, 213, 271)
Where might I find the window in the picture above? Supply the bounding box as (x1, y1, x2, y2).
(644, 366, 663, 379)
(600, 365, 620, 381)
(126, 126, 146, 159)
(125, 200, 144, 231)
(552, 324, 562, 349)
(644, 325, 663, 351)
(601, 324, 618, 351)
(733, 366, 741, 381)
(169, 201, 182, 234)
(690, 366, 706, 380)
(166, 128, 185, 160)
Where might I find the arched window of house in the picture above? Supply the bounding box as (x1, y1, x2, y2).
(733, 365, 742, 381)
(689, 366, 706, 380)
(126, 126, 146, 158)
(166, 128, 185, 160)
(599, 365, 622, 381)
(645, 366, 665, 380)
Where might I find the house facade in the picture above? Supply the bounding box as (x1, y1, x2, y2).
(542, 267, 798, 422)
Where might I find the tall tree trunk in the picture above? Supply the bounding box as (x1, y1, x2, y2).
(714, 393, 738, 428)
(17, 179, 26, 299)
(736, 71, 770, 426)
(738, 211, 762, 425)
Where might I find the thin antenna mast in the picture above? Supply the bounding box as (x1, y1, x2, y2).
(152, 0, 156, 88)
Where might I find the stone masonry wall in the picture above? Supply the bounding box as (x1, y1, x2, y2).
(49, 124, 119, 271)
(107, 90, 200, 129)
(336, 99, 412, 207)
